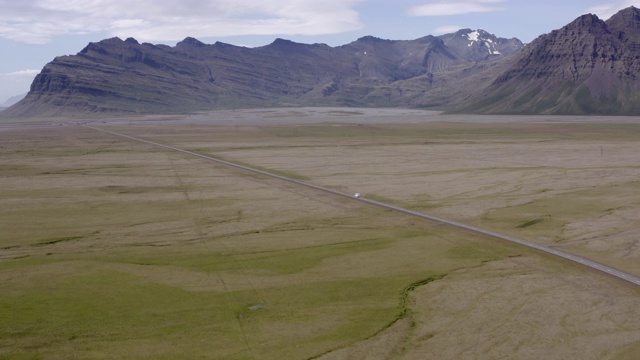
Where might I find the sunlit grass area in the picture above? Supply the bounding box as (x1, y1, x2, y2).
(2, 112, 640, 359)
(0, 125, 523, 359)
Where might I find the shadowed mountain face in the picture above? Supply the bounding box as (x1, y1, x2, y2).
(5, 6, 640, 117)
(3, 29, 523, 117)
(459, 6, 640, 115)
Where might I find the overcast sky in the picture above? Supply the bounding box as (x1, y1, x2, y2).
(1, 0, 639, 103)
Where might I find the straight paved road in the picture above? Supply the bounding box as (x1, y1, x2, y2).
(85, 125, 640, 288)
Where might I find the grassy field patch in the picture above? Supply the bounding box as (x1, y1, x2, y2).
(2, 116, 640, 359)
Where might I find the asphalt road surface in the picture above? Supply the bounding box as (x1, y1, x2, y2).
(85, 125, 640, 288)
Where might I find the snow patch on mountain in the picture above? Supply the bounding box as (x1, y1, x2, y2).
(463, 29, 502, 54)
(467, 30, 480, 43)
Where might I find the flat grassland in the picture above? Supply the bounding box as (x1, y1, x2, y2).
(1, 108, 639, 359)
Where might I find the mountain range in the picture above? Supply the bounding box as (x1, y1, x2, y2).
(3, 6, 640, 117)
(458, 6, 640, 114)
(0, 93, 26, 108)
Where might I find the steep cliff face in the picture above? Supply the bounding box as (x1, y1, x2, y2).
(15, 37, 220, 116)
(3, 29, 522, 117)
(459, 7, 640, 115)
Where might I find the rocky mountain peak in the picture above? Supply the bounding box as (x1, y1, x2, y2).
(267, 38, 300, 48)
(176, 37, 206, 48)
(438, 28, 523, 61)
(459, 6, 640, 115)
(606, 6, 640, 46)
(460, 28, 503, 54)
(546, 13, 609, 48)
(355, 35, 389, 43)
(606, 5, 640, 26)
(98, 37, 127, 46)
(568, 13, 605, 27)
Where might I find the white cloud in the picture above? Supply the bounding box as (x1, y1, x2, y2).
(407, 0, 506, 17)
(2, 69, 41, 77)
(0, 0, 364, 44)
(432, 25, 465, 34)
(587, 0, 640, 19)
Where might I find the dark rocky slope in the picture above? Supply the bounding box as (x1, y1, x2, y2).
(458, 6, 640, 115)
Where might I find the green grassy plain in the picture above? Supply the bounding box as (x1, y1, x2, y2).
(1, 110, 640, 359)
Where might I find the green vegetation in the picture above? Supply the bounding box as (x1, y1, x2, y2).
(0, 125, 520, 359)
(2, 115, 640, 359)
(481, 183, 640, 244)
